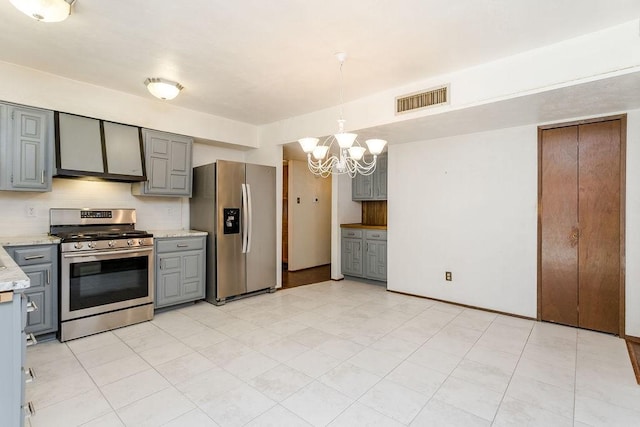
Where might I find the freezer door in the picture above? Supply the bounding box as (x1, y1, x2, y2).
(190, 163, 217, 304)
(245, 163, 277, 293)
(216, 160, 247, 300)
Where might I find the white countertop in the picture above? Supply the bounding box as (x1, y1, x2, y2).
(149, 229, 208, 238)
(0, 247, 29, 292)
(0, 235, 61, 246)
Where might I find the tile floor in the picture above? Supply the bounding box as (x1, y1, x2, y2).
(25, 280, 640, 427)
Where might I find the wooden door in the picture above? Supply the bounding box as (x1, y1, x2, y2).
(539, 117, 624, 335)
(540, 126, 579, 327)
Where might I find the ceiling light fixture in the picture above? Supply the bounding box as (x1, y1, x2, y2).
(144, 78, 184, 100)
(298, 53, 387, 178)
(9, 0, 75, 22)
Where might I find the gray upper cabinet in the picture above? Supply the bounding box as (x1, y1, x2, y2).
(373, 154, 387, 199)
(132, 129, 193, 197)
(352, 153, 387, 201)
(55, 112, 146, 182)
(0, 103, 54, 192)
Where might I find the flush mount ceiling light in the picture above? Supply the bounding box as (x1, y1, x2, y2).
(9, 0, 75, 22)
(144, 78, 184, 100)
(298, 53, 387, 178)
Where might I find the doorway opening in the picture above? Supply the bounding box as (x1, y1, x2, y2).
(282, 144, 332, 287)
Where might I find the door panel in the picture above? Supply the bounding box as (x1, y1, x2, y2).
(540, 126, 579, 327)
(577, 121, 621, 334)
(216, 160, 246, 300)
(246, 164, 276, 292)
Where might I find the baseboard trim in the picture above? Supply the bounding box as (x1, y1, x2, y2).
(386, 289, 537, 321)
(626, 340, 640, 385)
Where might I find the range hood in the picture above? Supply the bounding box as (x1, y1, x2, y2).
(54, 112, 147, 182)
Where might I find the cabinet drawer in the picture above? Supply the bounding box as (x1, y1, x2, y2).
(341, 229, 363, 239)
(365, 230, 387, 241)
(12, 247, 55, 266)
(156, 237, 204, 253)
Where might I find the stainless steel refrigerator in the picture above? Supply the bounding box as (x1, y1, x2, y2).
(190, 160, 276, 305)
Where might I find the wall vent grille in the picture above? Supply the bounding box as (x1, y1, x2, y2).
(396, 84, 449, 114)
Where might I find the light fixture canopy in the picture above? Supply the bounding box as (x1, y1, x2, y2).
(10, 0, 75, 22)
(144, 78, 184, 100)
(298, 53, 387, 178)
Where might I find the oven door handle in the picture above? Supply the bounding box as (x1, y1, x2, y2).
(62, 247, 153, 258)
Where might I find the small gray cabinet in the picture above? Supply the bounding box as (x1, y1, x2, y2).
(132, 129, 193, 197)
(5, 245, 58, 336)
(341, 228, 387, 282)
(352, 153, 387, 201)
(0, 103, 54, 192)
(155, 236, 205, 308)
(364, 230, 387, 281)
(341, 229, 364, 277)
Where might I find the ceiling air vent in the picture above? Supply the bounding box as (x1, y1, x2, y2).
(396, 84, 449, 114)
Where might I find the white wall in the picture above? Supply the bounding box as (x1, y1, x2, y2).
(625, 110, 640, 338)
(287, 160, 331, 271)
(388, 125, 538, 317)
(388, 111, 640, 337)
(0, 179, 186, 235)
(331, 173, 361, 280)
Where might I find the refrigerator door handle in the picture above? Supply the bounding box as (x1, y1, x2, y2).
(241, 183, 248, 253)
(246, 183, 253, 253)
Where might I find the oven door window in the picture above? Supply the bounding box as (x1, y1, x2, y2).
(69, 255, 149, 311)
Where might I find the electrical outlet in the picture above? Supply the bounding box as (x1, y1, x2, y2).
(26, 206, 36, 218)
(167, 208, 174, 216)
(445, 271, 452, 281)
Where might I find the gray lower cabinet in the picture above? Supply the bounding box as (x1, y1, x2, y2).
(5, 245, 58, 336)
(155, 236, 205, 308)
(341, 229, 364, 276)
(341, 228, 387, 281)
(132, 129, 193, 197)
(0, 103, 54, 192)
(0, 291, 32, 427)
(352, 153, 387, 201)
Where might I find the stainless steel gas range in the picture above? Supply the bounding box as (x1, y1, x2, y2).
(50, 208, 154, 341)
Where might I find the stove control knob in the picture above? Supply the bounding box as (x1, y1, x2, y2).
(108, 240, 115, 248)
(88, 242, 96, 249)
(127, 239, 134, 246)
(74, 242, 83, 250)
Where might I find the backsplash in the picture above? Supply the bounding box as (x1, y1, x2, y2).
(0, 178, 186, 236)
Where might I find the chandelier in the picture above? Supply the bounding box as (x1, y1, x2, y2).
(298, 53, 387, 178)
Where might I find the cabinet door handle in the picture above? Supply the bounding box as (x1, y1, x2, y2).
(26, 300, 38, 313)
(24, 255, 44, 260)
(46, 269, 50, 286)
(176, 244, 189, 248)
(25, 333, 38, 347)
(41, 170, 45, 184)
(371, 234, 380, 237)
(24, 401, 36, 417)
(25, 367, 36, 383)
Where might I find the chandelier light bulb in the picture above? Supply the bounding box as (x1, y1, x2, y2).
(365, 139, 388, 155)
(298, 137, 319, 153)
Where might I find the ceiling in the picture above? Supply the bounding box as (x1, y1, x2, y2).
(2, 0, 640, 129)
